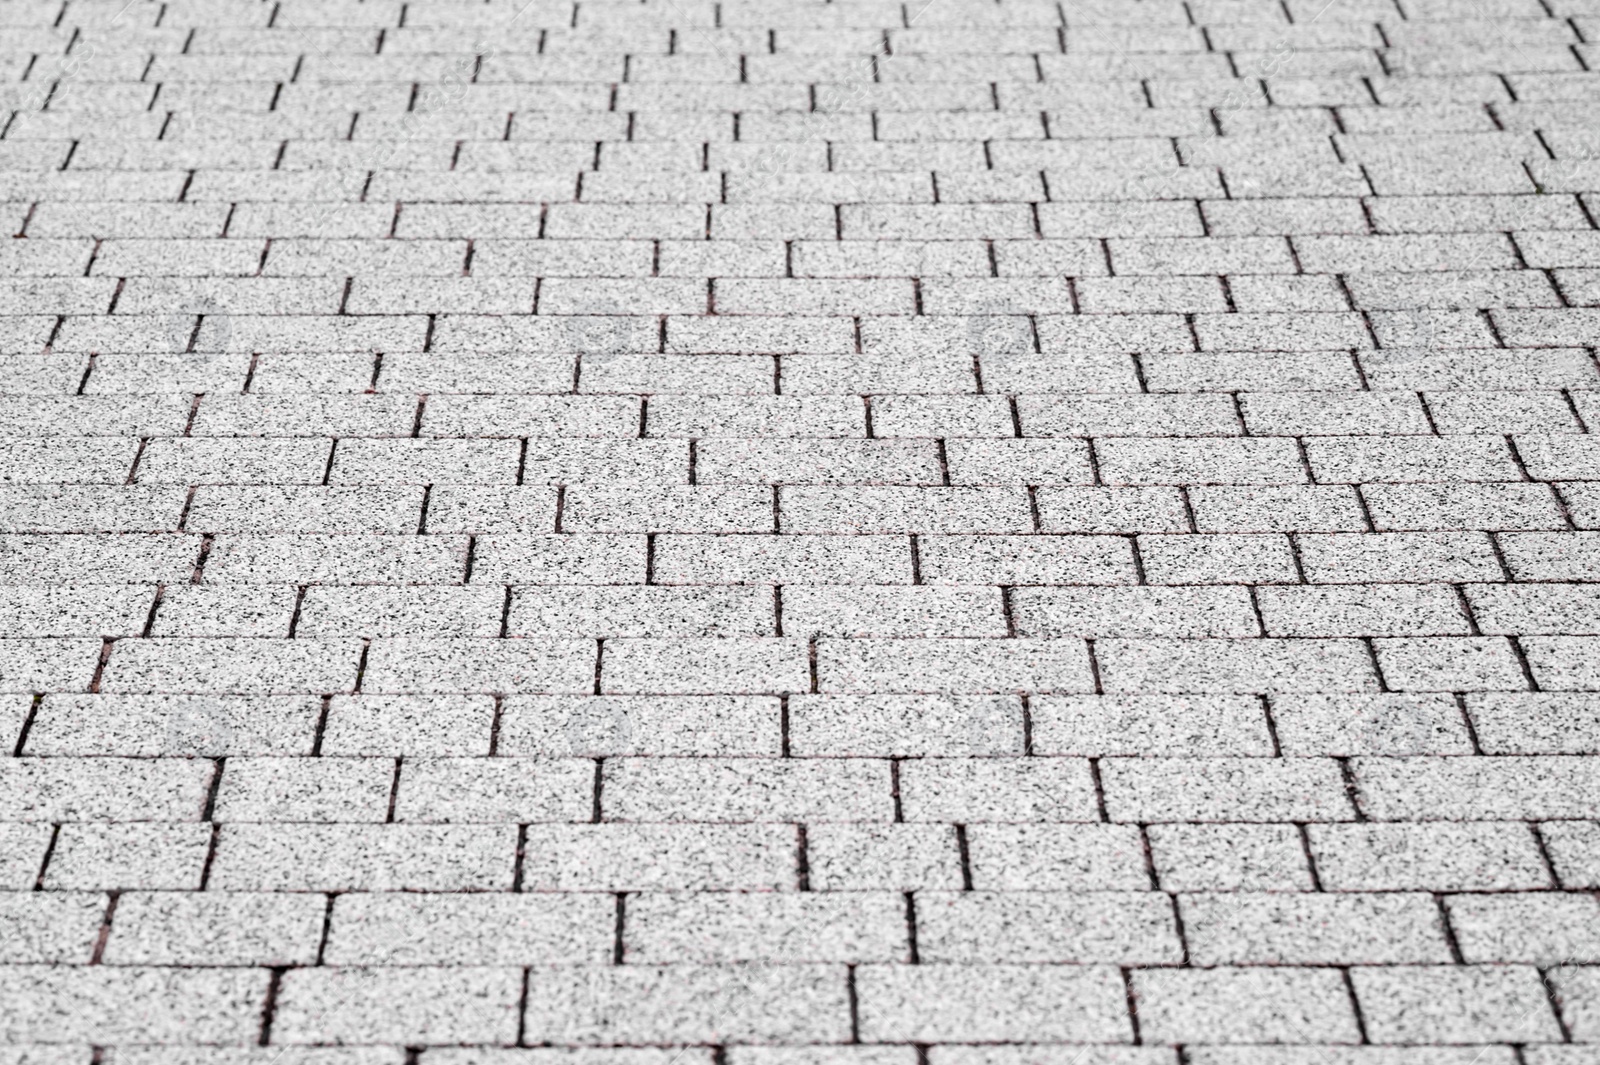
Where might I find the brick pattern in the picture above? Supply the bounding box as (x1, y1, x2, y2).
(2, 0, 1599, 1056)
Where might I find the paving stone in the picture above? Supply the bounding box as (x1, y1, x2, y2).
(1307, 822, 1552, 891)
(1146, 823, 1316, 892)
(788, 694, 1024, 757)
(964, 824, 1151, 891)
(0, 893, 105, 964)
(1447, 893, 1600, 965)
(1466, 692, 1600, 755)
(806, 824, 966, 892)
(498, 694, 781, 757)
(40, 823, 211, 891)
(1131, 967, 1363, 1045)
(102, 892, 325, 966)
(517, 824, 796, 892)
(856, 964, 1131, 1043)
(624, 892, 907, 963)
(1029, 694, 1273, 756)
(1179, 892, 1453, 965)
(212, 756, 393, 823)
(273, 967, 523, 1046)
(602, 757, 892, 823)
(898, 758, 1099, 823)
(1350, 965, 1563, 1045)
(1269, 694, 1476, 756)
(1103, 756, 1355, 823)
(916, 891, 1181, 964)
(0, 0, 1595, 1052)
(520, 964, 851, 1045)
(322, 893, 612, 966)
(208, 824, 515, 892)
(0, 967, 269, 1044)
(1354, 756, 1600, 821)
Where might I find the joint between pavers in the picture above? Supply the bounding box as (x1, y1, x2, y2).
(1435, 892, 1466, 964)
(1341, 966, 1372, 1045)
(314, 892, 336, 965)
(385, 756, 403, 823)
(1087, 757, 1109, 821)
(1121, 966, 1144, 1044)
(612, 891, 628, 963)
(12, 693, 42, 757)
(795, 823, 811, 891)
(1336, 757, 1368, 823)
(1295, 822, 1326, 891)
(87, 637, 115, 694)
(903, 890, 919, 963)
(32, 823, 60, 892)
(257, 966, 288, 1046)
(88, 891, 118, 965)
(198, 822, 221, 891)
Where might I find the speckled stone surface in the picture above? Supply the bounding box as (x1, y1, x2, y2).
(3, 0, 1600, 1056)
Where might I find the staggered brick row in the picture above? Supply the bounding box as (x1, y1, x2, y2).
(2, 0, 1599, 1056)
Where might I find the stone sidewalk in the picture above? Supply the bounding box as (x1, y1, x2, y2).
(2, 0, 1600, 1057)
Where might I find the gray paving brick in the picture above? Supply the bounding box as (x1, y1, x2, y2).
(1447, 893, 1600, 964)
(1309, 822, 1551, 891)
(1370, 636, 1529, 692)
(1354, 756, 1600, 820)
(497, 694, 779, 757)
(212, 756, 392, 823)
(1131, 967, 1362, 1044)
(1295, 532, 1504, 584)
(917, 535, 1137, 585)
(521, 964, 850, 1045)
(1104, 756, 1355, 822)
(1351, 965, 1562, 1045)
(625, 892, 907, 963)
(1097, 637, 1380, 694)
(102, 891, 324, 966)
(1271, 694, 1475, 755)
(0, 757, 211, 822)
(806, 823, 965, 891)
(209, 824, 515, 892)
(394, 757, 592, 824)
(0, 893, 104, 964)
(917, 890, 1180, 964)
(518, 824, 795, 892)
(107, 1047, 399, 1065)
(361, 638, 595, 694)
(651, 535, 911, 585)
(856, 964, 1130, 1043)
(1181, 892, 1452, 965)
(41, 822, 210, 890)
(1467, 692, 1600, 755)
(819, 638, 1095, 694)
(965, 823, 1152, 890)
(273, 967, 522, 1046)
(1136, 533, 1300, 585)
(510, 586, 773, 638)
(0, 967, 268, 1044)
(183, 486, 424, 535)
(1030, 694, 1272, 755)
(323, 893, 611, 966)
(1189, 485, 1370, 533)
(604, 757, 890, 823)
(1146, 823, 1316, 892)
(788, 694, 1023, 756)
(1014, 586, 1260, 638)
(201, 535, 467, 585)
(99, 638, 362, 694)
